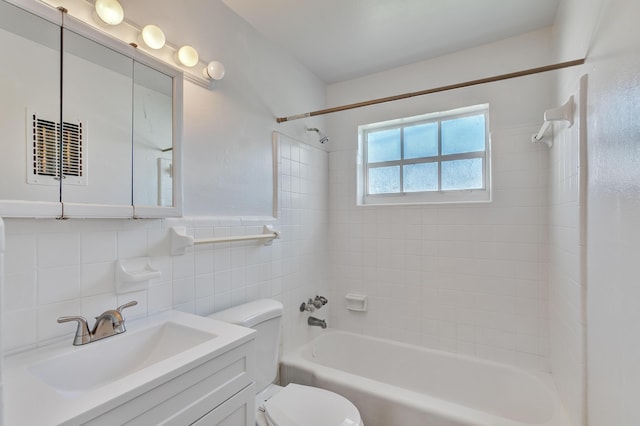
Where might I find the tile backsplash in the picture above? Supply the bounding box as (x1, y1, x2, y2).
(2, 136, 329, 355)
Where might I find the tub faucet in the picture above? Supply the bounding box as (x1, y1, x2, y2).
(57, 301, 138, 345)
(308, 316, 327, 329)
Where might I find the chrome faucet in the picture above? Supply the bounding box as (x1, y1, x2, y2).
(57, 301, 138, 345)
(299, 295, 329, 313)
(308, 316, 327, 329)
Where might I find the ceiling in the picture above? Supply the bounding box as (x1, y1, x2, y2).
(221, 0, 562, 83)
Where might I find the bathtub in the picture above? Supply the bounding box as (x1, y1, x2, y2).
(280, 330, 569, 426)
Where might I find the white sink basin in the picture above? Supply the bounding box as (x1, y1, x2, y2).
(3, 310, 255, 425)
(29, 321, 217, 394)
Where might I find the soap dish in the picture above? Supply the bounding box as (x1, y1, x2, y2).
(116, 257, 161, 294)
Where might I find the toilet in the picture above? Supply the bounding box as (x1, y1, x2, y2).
(209, 299, 363, 426)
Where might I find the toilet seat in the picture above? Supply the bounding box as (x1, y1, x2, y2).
(263, 383, 362, 426)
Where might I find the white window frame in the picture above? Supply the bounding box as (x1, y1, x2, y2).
(357, 104, 492, 206)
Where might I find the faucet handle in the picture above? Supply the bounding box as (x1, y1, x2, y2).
(112, 300, 137, 333)
(57, 316, 91, 346)
(116, 300, 138, 314)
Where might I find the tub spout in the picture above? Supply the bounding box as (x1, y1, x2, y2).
(308, 316, 327, 329)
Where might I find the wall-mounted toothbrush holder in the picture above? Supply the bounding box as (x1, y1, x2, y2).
(116, 257, 161, 294)
(345, 293, 368, 312)
(300, 295, 328, 312)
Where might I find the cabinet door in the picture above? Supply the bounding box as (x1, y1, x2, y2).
(132, 61, 174, 209)
(0, 1, 61, 217)
(61, 27, 133, 218)
(191, 384, 255, 426)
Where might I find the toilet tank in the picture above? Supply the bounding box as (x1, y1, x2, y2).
(208, 299, 283, 393)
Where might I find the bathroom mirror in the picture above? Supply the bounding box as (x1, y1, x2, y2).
(132, 59, 182, 217)
(0, 0, 62, 217)
(0, 0, 182, 218)
(61, 27, 134, 218)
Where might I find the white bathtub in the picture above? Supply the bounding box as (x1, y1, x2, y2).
(280, 330, 569, 426)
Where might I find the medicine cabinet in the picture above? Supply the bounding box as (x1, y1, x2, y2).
(0, 0, 182, 218)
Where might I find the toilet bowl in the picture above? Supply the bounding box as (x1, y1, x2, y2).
(208, 299, 363, 426)
(256, 383, 362, 426)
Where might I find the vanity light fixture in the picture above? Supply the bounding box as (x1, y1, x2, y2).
(94, 0, 124, 26)
(203, 61, 226, 81)
(38, 0, 224, 89)
(175, 45, 199, 67)
(139, 25, 165, 50)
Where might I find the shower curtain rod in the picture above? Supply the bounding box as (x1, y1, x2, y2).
(275, 58, 585, 123)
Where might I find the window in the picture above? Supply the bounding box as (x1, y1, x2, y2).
(357, 104, 491, 205)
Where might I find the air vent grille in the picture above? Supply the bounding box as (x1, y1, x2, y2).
(32, 116, 59, 177)
(61, 121, 83, 177)
(28, 111, 87, 186)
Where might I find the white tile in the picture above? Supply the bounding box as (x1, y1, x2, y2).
(214, 271, 231, 294)
(195, 296, 215, 316)
(3, 308, 37, 353)
(172, 277, 195, 306)
(117, 292, 147, 320)
(81, 262, 115, 297)
(148, 282, 172, 314)
(81, 231, 117, 264)
(196, 273, 214, 298)
(81, 293, 118, 320)
(117, 229, 148, 259)
(37, 266, 81, 305)
(4, 272, 36, 309)
(37, 233, 80, 268)
(195, 250, 215, 276)
(5, 234, 36, 275)
(214, 249, 231, 272)
(37, 300, 81, 344)
(172, 252, 195, 279)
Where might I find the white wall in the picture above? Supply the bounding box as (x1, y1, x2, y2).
(553, 0, 640, 424)
(325, 29, 554, 371)
(117, 0, 329, 217)
(2, 135, 328, 356)
(1, 0, 329, 363)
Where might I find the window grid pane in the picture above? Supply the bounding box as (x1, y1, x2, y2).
(367, 128, 401, 163)
(364, 110, 487, 196)
(368, 165, 400, 194)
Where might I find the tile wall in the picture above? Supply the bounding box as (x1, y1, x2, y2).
(1, 136, 328, 356)
(547, 78, 587, 425)
(328, 125, 551, 371)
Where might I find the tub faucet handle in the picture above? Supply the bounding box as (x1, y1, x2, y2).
(300, 301, 315, 312)
(314, 295, 328, 307)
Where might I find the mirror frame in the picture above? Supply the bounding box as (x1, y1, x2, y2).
(131, 47, 183, 219)
(0, 0, 183, 219)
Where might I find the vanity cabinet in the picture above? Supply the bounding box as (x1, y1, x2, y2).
(3, 311, 256, 426)
(81, 340, 256, 426)
(0, 0, 182, 218)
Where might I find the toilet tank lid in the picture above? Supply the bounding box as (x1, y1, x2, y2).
(208, 299, 283, 327)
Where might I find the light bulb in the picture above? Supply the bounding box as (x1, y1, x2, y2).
(94, 0, 124, 26)
(175, 45, 199, 67)
(203, 61, 226, 80)
(140, 25, 166, 50)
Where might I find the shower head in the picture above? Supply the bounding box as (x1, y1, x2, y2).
(306, 127, 329, 144)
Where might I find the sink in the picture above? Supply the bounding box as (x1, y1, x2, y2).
(29, 321, 217, 394)
(3, 310, 256, 425)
